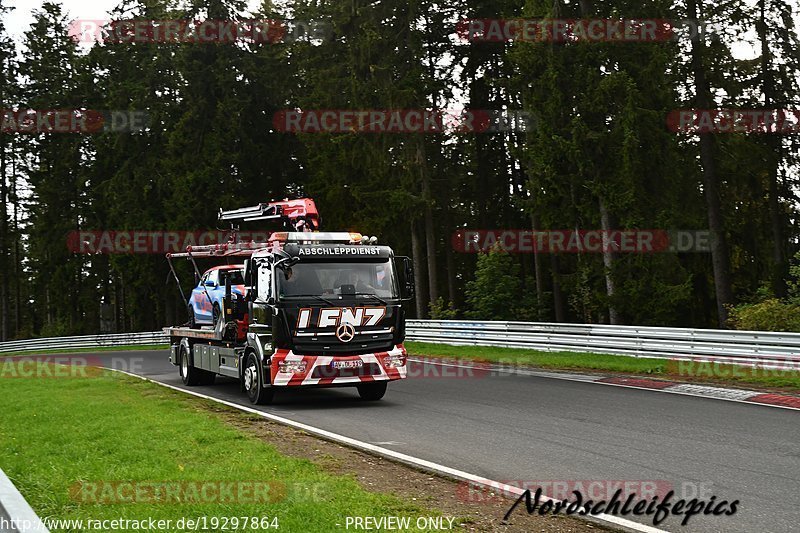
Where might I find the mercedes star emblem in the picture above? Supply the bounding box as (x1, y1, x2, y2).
(335, 323, 356, 343)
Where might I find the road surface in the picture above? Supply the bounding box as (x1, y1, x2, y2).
(87, 350, 799, 533)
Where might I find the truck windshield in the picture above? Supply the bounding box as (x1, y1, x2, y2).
(277, 261, 398, 300)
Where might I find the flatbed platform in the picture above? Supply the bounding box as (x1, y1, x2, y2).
(163, 326, 229, 341)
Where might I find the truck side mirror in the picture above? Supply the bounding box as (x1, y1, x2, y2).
(243, 259, 255, 302)
(256, 261, 273, 303)
(396, 257, 415, 301)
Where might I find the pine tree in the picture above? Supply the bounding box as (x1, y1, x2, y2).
(21, 1, 85, 334)
(0, 0, 17, 340)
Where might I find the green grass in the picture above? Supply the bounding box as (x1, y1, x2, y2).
(406, 341, 800, 391)
(0, 369, 449, 532)
(406, 341, 672, 373)
(0, 344, 169, 357)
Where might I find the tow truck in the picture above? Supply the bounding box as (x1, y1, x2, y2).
(164, 198, 415, 404)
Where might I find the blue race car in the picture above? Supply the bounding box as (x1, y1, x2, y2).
(188, 264, 246, 327)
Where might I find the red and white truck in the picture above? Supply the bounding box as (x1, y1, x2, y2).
(164, 199, 414, 404)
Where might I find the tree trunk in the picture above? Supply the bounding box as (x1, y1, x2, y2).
(11, 143, 19, 337)
(758, 0, 786, 297)
(688, 0, 734, 327)
(0, 65, 7, 341)
(551, 254, 566, 322)
(0, 133, 7, 341)
(531, 213, 545, 320)
(113, 273, 121, 334)
(443, 209, 457, 306)
(599, 197, 619, 324)
(417, 141, 438, 305)
(411, 219, 428, 318)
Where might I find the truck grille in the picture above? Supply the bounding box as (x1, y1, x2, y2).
(293, 337, 393, 357)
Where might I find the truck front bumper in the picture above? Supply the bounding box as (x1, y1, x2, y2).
(270, 344, 407, 387)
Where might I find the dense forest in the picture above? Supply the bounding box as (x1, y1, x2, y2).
(0, 0, 799, 339)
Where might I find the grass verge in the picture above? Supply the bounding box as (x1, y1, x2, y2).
(0, 369, 448, 532)
(405, 341, 800, 392)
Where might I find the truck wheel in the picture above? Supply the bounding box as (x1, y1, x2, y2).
(243, 352, 273, 405)
(179, 344, 202, 386)
(357, 382, 387, 401)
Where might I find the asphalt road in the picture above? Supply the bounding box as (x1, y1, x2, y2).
(90, 350, 798, 533)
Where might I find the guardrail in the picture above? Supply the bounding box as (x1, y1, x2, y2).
(0, 331, 168, 354)
(406, 320, 800, 368)
(0, 468, 49, 533)
(0, 321, 798, 369)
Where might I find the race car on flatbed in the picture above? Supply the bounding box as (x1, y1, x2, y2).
(164, 198, 415, 404)
(188, 264, 245, 327)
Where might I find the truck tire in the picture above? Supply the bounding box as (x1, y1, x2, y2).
(357, 382, 387, 401)
(179, 343, 202, 386)
(243, 352, 273, 405)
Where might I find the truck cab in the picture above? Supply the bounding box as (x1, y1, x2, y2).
(241, 233, 413, 403)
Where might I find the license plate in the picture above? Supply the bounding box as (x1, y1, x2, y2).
(331, 360, 363, 369)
